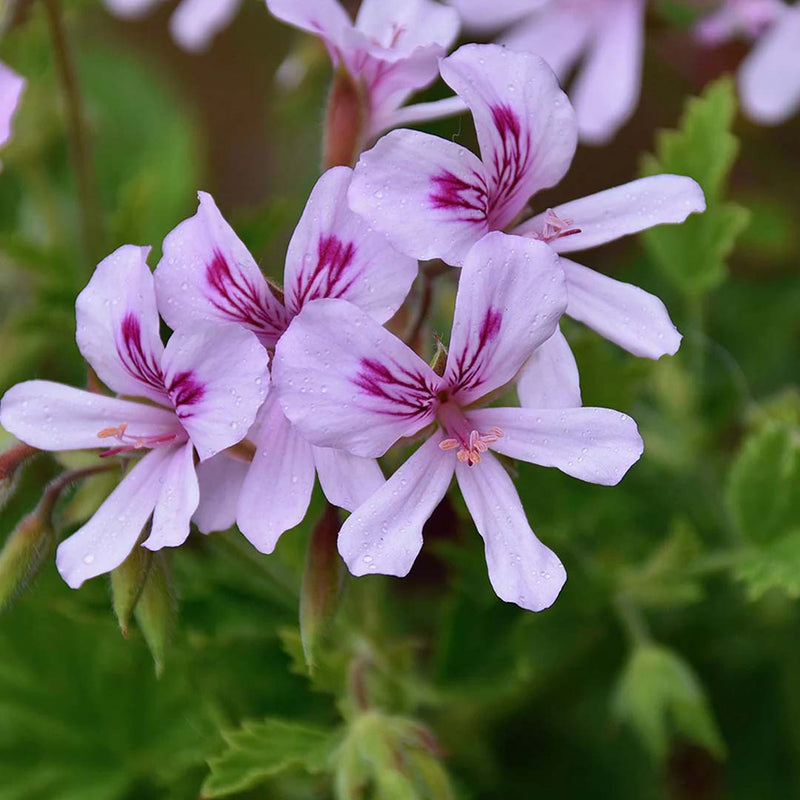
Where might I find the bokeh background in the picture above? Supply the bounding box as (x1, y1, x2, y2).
(0, 1, 799, 798)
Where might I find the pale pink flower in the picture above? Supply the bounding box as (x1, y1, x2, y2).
(265, 0, 464, 138)
(273, 233, 644, 612)
(154, 166, 417, 553)
(0, 246, 268, 587)
(0, 61, 25, 167)
(104, 0, 242, 52)
(451, 0, 647, 144)
(349, 44, 706, 367)
(696, 0, 800, 124)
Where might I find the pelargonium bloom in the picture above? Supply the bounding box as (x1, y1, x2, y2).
(273, 233, 644, 612)
(265, 0, 463, 139)
(154, 166, 417, 553)
(0, 61, 25, 167)
(696, 0, 800, 124)
(0, 246, 268, 588)
(350, 44, 706, 364)
(451, 0, 646, 144)
(104, 0, 241, 52)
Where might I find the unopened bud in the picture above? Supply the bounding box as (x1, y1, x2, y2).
(300, 502, 345, 672)
(323, 66, 367, 170)
(0, 442, 38, 512)
(0, 502, 56, 612)
(266, 276, 285, 306)
(111, 530, 153, 638)
(134, 551, 177, 677)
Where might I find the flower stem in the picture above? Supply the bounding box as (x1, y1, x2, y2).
(42, 0, 103, 266)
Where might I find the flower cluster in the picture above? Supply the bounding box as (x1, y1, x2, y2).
(0, 38, 707, 611)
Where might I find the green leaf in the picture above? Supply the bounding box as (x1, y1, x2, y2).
(726, 422, 800, 546)
(110, 536, 154, 638)
(202, 718, 338, 798)
(641, 78, 750, 295)
(735, 530, 800, 600)
(614, 645, 725, 761)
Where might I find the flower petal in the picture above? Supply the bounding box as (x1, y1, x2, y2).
(313, 445, 384, 512)
(562, 258, 681, 359)
(76, 245, 169, 405)
(569, 0, 645, 144)
(0, 61, 25, 151)
(739, 3, 800, 125)
(473, 406, 643, 485)
(515, 175, 706, 254)
(169, 0, 242, 51)
(444, 232, 566, 405)
(284, 167, 417, 323)
(155, 192, 289, 347)
(338, 431, 454, 577)
(274, 298, 441, 457)
(355, 0, 459, 51)
(349, 128, 490, 266)
(236, 396, 316, 553)
(450, 0, 545, 32)
(161, 322, 269, 461)
(193, 452, 249, 533)
(501, 6, 591, 80)
(103, 0, 163, 19)
(144, 441, 199, 549)
(0, 381, 182, 451)
(56, 447, 174, 588)
(517, 327, 582, 409)
(440, 44, 578, 229)
(455, 450, 565, 612)
(265, 0, 351, 50)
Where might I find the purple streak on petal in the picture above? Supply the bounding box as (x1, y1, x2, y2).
(117, 313, 165, 391)
(487, 103, 532, 226)
(206, 249, 287, 338)
(293, 234, 361, 309)
(168, 370, 206, 419)
(446, 306, 502, 397)
(354, 357, 438, 421)
(429, 169, 489, 222)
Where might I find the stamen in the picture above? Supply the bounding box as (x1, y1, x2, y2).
(535, 209, 582, 244)
(438, 427, 505, 467)
(96, 422, 178, 458)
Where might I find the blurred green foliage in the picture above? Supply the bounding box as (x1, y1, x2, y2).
(0, 1, 799, 799)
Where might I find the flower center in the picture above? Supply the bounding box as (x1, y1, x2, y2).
(96, 422, 179, 458)
(439, 427, 504, 467)
(534, 209, 581, 244)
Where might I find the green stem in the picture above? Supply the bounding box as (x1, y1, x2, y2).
(614, 593, 652, 646)
(42, 0, 103, 266)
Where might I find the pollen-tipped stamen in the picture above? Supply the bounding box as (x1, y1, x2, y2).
(96, 422, 178, 458)
(439, 426, 504, 467)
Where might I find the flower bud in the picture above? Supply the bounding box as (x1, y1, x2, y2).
(300, 502, 345, 672)
(323, 66, 366, 170)
(0, 501, 56, 612)
(430, 335, 448, 377)
(134, 551, 177, 677)
(110, 533, 153, 638)
(0, 442, 38, 512)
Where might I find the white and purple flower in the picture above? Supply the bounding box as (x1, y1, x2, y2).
(696, 0, 800, 124)
(273, 233, 644, 612)
(0, 246, 269, 588)
(104, 0, 242, 52)
(154, 166, 418, 554)
(265, 0, 463, 139)
(349, 44, 706, 366)
(0, 60, 25, 168)
(451, 0, 647, 144)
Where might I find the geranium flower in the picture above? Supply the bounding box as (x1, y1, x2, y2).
(0, 60, 25, 167)
(265, 0, 463, 139)
(273, 233, 644, 611)
(696, 0, 800, 124)
(349, 44, 706, 363)
(0, 246, 268, 587)
(154, 166, 417, 553)
(451, 0, 647, 144)
(104, 0, 242, 52)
